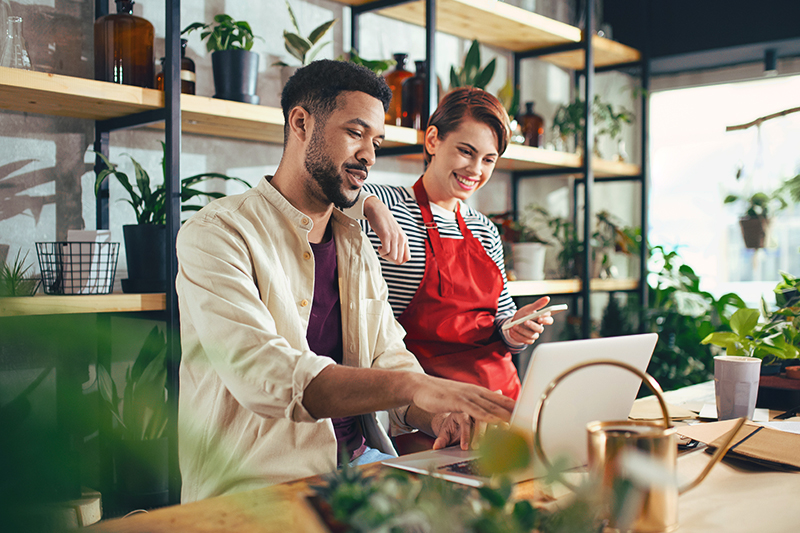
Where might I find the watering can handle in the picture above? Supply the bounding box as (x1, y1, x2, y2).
(678, 416, 746, 494)
(533, 359, 672, 492)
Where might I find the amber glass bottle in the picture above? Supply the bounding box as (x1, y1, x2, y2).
(401, 60, 427, 130)
(155, 39, 196, 95)
(94, 0, 154, 88)
(384, 53, 413, 126)
(520, 101, 545, 147)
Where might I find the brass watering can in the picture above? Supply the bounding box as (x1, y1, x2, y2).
(533, 359, 745, 533)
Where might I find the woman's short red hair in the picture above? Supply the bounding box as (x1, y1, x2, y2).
(423, 87, 511, 164)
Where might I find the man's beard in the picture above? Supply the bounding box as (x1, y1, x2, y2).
(304, 128, 365, 209)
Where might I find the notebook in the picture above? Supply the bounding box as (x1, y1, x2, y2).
(381, 333, 659, 487)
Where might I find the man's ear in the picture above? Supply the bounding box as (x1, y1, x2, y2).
(424, 125, 440, 156)
(287, 106, 312, 144)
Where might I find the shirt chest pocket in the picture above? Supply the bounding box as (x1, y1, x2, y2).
(358, 298, 385, 367)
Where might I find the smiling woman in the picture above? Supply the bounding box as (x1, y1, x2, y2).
(358, 88, 556, 411)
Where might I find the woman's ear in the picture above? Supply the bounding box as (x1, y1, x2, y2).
(287, 106, 312, 144)
(424, 125, 440, 157)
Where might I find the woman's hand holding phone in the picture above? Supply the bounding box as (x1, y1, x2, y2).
(502, 297, 567, 345)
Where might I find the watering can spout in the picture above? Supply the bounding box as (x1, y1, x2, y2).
(678, 417, 746, 494)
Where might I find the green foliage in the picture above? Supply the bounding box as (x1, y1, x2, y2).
(701, 272, 800, 362)
(552, 95, 633, 146)
(449, 39, 497, 90)
(97, 326, 169, 441)
(94, 143, 251, 225)
(338, 49, 396, 76)
(497, 78, 521, 119)
(724, 171, 800, 220)
(0, 250, 39, 296)
(182, 14, 261, 52)
(272, 1, 336, 67)
(600, 293, 633, 338)
(488, 211, 550, 244)
(640, 246, 746, 390)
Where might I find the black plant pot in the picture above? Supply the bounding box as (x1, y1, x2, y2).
(211, 49, 260, 104)
(739, 216, 770, 249)
(122, 224, 166, 293)
(114, 438, 170, 513)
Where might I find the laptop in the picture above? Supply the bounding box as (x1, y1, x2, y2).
(381, 333, 659, 487)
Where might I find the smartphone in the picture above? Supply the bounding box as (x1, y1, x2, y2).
(501, 303, 568, 331)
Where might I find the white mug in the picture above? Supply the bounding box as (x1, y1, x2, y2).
(714, 355, 762, 420)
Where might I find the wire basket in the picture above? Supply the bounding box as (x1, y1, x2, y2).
(36, 242, 120, 295)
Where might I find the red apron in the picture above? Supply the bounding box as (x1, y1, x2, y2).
(398, 178, 521, 400)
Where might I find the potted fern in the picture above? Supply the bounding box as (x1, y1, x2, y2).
(94, 142, 250, 293)
(183, 14, 263, 104)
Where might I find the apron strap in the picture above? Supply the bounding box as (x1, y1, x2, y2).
(413, 178, 455, 297)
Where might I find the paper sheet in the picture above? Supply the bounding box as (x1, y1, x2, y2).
(628, 396, 698, 420)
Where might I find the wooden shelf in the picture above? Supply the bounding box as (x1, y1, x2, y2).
(0, 67, 422, 148)
(0, 293, 166, 317)
(338, 0, 640, 68)
(0, 67, 638, 177)
(508, 278, 638, 297)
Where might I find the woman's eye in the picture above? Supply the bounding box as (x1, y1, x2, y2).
(459, 148, 472, 156)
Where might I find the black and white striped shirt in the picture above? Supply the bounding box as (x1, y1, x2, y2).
(359, 183, 523, 353)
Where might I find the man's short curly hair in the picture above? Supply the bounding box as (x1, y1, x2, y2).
(280, 60, 393, 144)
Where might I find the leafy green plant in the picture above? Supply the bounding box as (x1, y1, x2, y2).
(0, 250, 39, 296)
(701, 272, 800, 363)
(335, 49, 395, 76)
(97, 325, 168, 441)
(640, 246, 745, 390)
(723, 190, 787, 220)
(497, 78, 521, 119)
(94, 142, 251, 225)
(552, 95, 632, 154)
(488, 211, 550, 244)
(449, 39, 496, 90)
(182, 14, 261, 52)
(272, 1, 336, 67)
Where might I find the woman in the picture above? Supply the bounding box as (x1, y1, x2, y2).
(358, 87, 554, 400)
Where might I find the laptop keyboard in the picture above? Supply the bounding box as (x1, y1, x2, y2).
(437, 458, 483, 476)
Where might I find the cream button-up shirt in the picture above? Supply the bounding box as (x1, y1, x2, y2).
(176, 177, 422, 503)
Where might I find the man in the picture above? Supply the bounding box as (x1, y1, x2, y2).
(175, 60, 515, 503)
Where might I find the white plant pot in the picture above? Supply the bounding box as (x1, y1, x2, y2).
(512, 242, 546, 281)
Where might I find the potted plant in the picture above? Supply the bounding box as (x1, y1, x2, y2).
(0, 250, 39, 296)
(97, 325, 170, 512)
(488, 211, 549, 281)
(552, 95, 633, 158)
(183, 14, 263, 104)
(338, 49, 395, 76)
(448, 39, 496, 91)
(94, 142, 250, 293)
(701, 274, 800, 375)
(272, 1, 336, 70)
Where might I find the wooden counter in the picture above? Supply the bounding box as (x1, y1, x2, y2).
(85, 447, 799, 533)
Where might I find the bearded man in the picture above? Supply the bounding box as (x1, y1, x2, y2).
(175, 60, 515, 502)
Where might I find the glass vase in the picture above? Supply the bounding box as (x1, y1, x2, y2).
(384, 53, 414, 126)
(0, 16, 32, 70)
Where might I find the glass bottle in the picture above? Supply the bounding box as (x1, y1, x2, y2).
(519, 101, 545, 147)
(94, 0, 154, 88)
(0, 1, 10, 59)
(155, 39, 196, 95)
(384, 53, 413, 126)
(401, 60, 427, 130)
(0, 16, 32, 70)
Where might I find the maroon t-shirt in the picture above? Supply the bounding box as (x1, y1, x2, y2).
(307, 233, 366, 463)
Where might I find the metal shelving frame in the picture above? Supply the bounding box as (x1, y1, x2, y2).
(92, 0, 182, 508)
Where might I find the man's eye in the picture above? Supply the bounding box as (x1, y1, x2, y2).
(373, 143, 381, 152)
(350, 130, 362, 138)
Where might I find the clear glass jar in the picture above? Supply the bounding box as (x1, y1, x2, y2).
(0, 16, 32, 70)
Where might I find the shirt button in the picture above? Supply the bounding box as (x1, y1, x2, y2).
(349, 302, 355, 310)
(301, 217, 310, 225)
(303, 252, 312, 260)
(300, 299, 309, 307)
(350, 344, 355, 352)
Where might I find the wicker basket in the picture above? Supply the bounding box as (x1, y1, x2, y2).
(36, 242, 120, 295)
